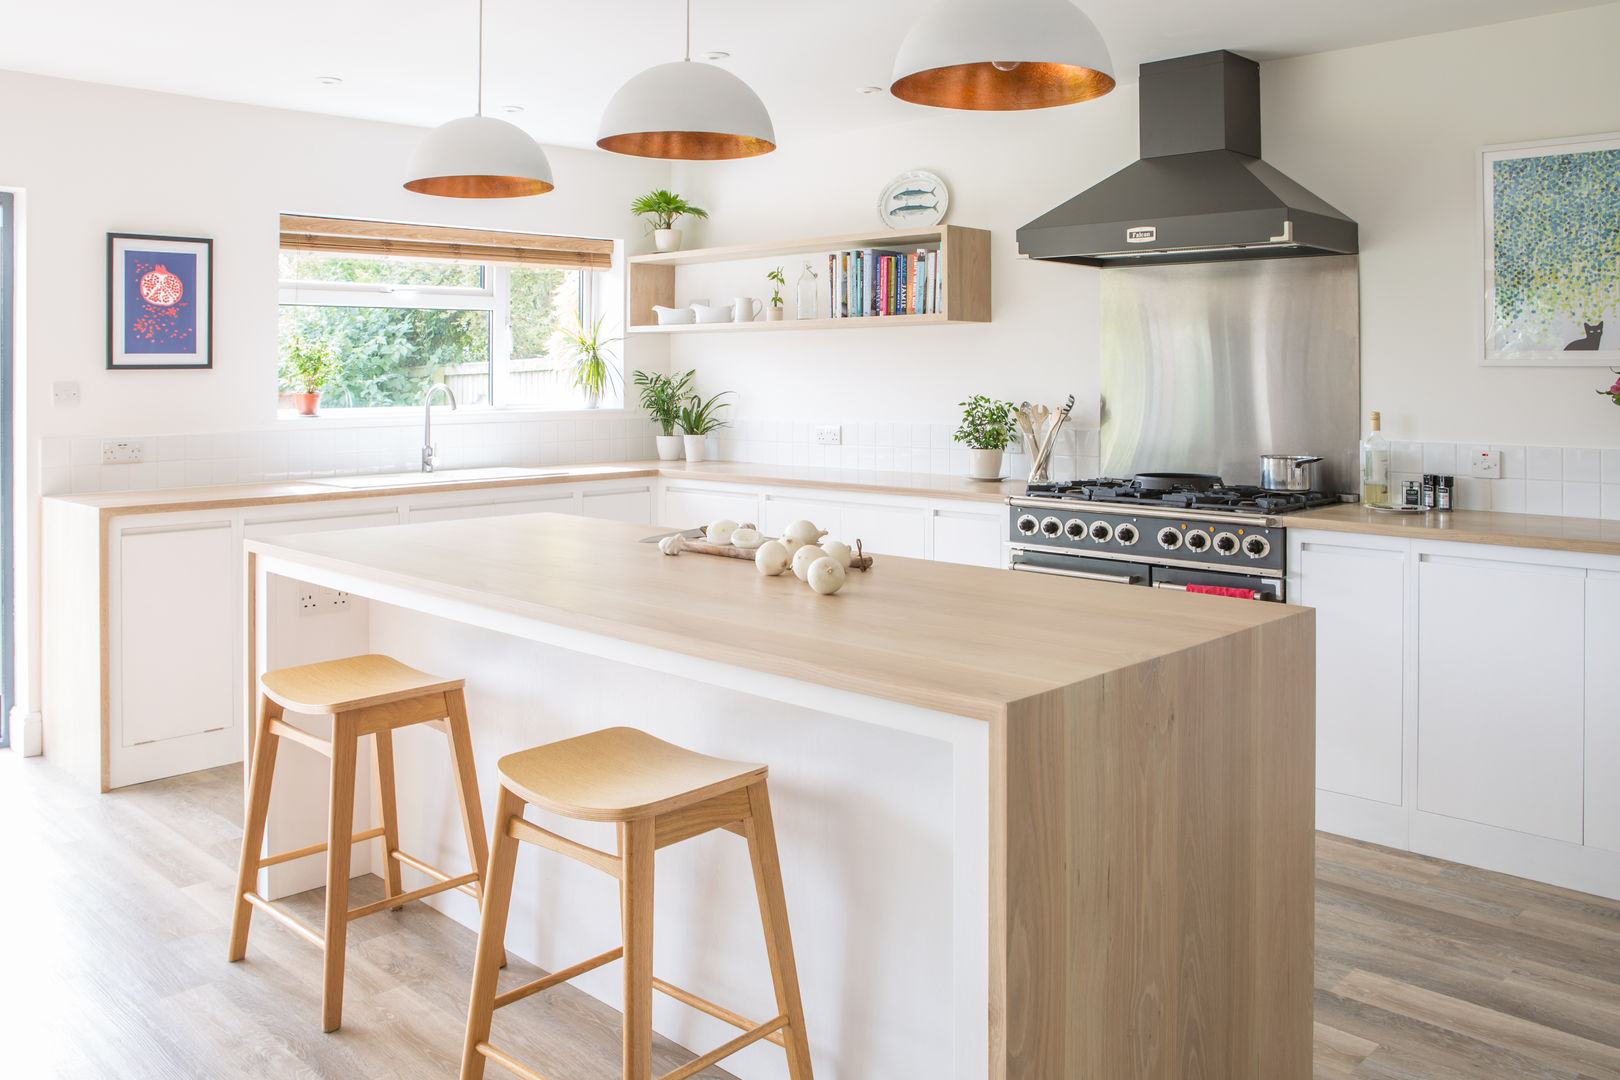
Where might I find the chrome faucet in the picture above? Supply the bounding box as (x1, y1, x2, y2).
(421, 383, 457, 472)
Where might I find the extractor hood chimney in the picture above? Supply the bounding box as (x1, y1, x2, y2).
(1016, 50, 1357, 265)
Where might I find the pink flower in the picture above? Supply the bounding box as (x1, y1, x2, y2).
(1609, 379, 1620, 394)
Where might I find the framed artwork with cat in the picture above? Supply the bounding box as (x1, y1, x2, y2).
(1481, 132, 1620, 366)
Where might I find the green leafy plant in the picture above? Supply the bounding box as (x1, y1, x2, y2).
(629, 189, 709, 232)
(555, 316, 622, 404)
(678, 391, 734, 436)
(280, 336, 339, 395)
(633, 369, 696, 435)
(766, 266, 786, 309)
(953, 395, 1018, 450)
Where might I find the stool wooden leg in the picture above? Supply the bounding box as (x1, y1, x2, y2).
(228, 695, 283, 963)
(372, 728, 404, 912)
(743, 781, 814, 1080)
(321, 717, 360, 1032)
(620, 817, 656, 1080)
(461, 785, 524, 1080)
(444, 689, 503, 966)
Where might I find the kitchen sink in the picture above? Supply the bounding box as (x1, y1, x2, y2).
(308, 467, 568, 490)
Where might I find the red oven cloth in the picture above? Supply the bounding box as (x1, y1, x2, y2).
(1185, 583, 1261, 600)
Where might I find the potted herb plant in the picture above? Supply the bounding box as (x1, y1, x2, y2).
(557, 316, 622, 408)
(954, 395, 1018, 480)
(678, 390, 733, 463)
(281, 336, 338, 417)
(765, 266, 786, 321)
(629, 189, 709, 252)
(633, 368, 696, 460)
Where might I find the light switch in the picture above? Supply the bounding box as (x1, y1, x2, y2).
(52, 381, 80, 406)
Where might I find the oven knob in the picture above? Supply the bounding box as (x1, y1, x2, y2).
(1213, 531, 1240, 556)
(1157, 527, 1183, 551)
(1184, 530, 1212, 553)
(1064, 518, 1087, 540)
(1243, 534, 1272, 559)
(1089, 521, 1114, 543)
(1040, 516, 1063, 537)
(1115, 523, 1140, 546)
(1016, 514, 1039, 535)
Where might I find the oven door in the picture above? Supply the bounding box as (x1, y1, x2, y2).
(1007, 545, 1150, 587)
(1150, 564, 1283, 602)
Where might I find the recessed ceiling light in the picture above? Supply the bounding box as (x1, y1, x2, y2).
(316, 75, 343, 86)
(700, 51, 730, 61)
(857, 85, 884, 95)
(501, 104, 525, 114)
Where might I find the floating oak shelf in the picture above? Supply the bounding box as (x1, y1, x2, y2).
(626, 224, 990, 334)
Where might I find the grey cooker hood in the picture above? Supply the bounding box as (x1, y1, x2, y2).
(1016, 50, 1357, 266)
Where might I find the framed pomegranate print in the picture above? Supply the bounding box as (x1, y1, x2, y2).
(107, 233, 212, 369)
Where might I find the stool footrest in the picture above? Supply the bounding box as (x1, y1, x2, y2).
(476, 1041, 554, 1080)
(242, 892, 325, 949)
(346, 871, 479, 922)
(659, 1016, 789, 1080)
(493, 946, 624, 1010)
(652, 977, 788, 1049)
(267, 718, 334, 757)
(507, 815, 622, 877)
(392, 849, 481, 899)
(259, 827, 387, 869)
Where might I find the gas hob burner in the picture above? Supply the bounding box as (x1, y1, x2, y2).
(1026, 475, 1341, 515)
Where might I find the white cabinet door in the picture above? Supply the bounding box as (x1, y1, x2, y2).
(243, 505, 402, 539)
(111, 520, 239, 787)
(841, 501, 927, 558)
(580, 485, 654, 524)
(406, 492, 575, 524)
(930, 503, 1006, 568)
(1417, 553, 1586, 843)
(1295, 537, 1406, 806)
(1587, 571, 1620, 852)
(660, 484, 761, 530)
(761, 493, 844, 540)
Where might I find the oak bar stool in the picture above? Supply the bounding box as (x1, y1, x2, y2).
(461, 726, 813, 1080)
(228, 653, 495, 1032)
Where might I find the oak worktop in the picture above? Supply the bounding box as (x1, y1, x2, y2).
(1294, 502, 1620, 559)
(246, 512, 1305, 724)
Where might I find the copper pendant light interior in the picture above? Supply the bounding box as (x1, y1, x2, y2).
(594, 130, 776, 161)
(404, 174, 555, 198)
(891, 61, 1116, 111)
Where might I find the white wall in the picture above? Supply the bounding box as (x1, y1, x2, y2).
(0, 68, 672, 718)
(670, 2, 1620, 451)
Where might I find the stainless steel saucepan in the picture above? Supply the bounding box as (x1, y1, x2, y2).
(1260, 454, 1323, 492)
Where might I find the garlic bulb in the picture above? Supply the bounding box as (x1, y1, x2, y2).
(791, 544, 826, 581)
(705, 518, 739, 544)
(658, 534, 685, 556)
(755, 540, 790, 576)
(729, 527, 764, 549)
(807, 557, 847, 595)
(782, 519, 828, 546)
(819, 540, 853, 568)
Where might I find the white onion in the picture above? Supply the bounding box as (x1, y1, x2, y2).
(807, 557, 847, 595)
(778, 534, 806, 557)
(755, 540, 790, 576)
(729, 527, 764, 549)
(705, 518, 739, 544)
(782, 519, 827, 546)
(791, 544, 826, 581)
(819, 540, 853, 568)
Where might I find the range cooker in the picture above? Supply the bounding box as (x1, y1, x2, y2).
(1006, 475, 1344, 601)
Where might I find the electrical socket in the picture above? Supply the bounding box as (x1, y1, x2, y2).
(101, 439, 143, 464)
(1469, 448, 1501, 478)
(298, 586, 351, 612)
(814, 425, 842, 446)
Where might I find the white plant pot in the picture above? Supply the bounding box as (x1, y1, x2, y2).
(967, 448, 1006, 480)
(765, 307, 785, 321)
(682, 434, 708, 463)
(654, 228, 682, 252)
(655, 434, 684, 461)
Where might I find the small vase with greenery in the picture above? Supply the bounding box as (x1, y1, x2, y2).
(630, 189, 708, 253)
(633, 368, 696, 459)
(556, 317, 622, 408)
(766, 266, 786, 321)
(281, 336, 339, 416)
(954, 395, 1017, 480)
(677, 390, 733, 464)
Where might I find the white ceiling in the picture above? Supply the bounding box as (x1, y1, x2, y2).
(0, 0, 1609, 149)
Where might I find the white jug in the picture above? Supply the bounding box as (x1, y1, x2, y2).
(691, 303, 735, 324)
(733, 297, 763, 323)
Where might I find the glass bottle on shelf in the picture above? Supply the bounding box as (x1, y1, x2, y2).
(796, 262, 818, 321)
(1360, 411, 1390, 507)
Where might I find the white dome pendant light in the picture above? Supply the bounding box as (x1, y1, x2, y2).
(596, 0, 775, 160)
(890, 0, 1115, 111)
(404, 0, 554, 198)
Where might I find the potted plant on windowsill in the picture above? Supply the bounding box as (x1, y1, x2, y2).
(678, 390, 733, 463)
(557, 316, 621, 408)
(954, 395, 1017, 480)
(281, 336, 338, 417)
(633, 368, 696, 459)
(630, 189, 709, 253)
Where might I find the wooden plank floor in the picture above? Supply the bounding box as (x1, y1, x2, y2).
(3, 752, 1619, 1079)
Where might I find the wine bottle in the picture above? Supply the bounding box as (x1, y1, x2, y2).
(1361, 411, 1390, 506)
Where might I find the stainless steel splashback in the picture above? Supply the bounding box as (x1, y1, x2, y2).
(1099, 255, 1360, 493)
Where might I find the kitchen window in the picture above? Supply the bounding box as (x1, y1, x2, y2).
(276, 216, 614, 413)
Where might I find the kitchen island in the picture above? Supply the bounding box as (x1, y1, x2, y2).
(244, 513, 1315, 1080)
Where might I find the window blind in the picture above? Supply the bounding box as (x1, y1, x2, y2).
(278, 215, 613, 271)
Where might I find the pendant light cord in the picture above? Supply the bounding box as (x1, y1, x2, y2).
(684, 0, 691, 61)
(477, 0, 485, 116)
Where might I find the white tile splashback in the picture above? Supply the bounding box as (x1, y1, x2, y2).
(1387, 440, 1620, 519)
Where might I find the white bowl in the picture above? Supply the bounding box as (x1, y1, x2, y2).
(653, 305, 694, 325)
(692, 304, 735, 324)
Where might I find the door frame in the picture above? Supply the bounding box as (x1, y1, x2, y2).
(1, 191, 14, 747)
